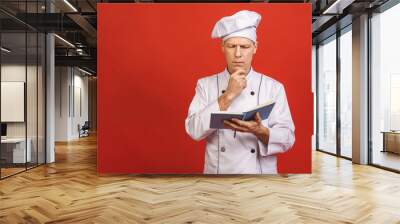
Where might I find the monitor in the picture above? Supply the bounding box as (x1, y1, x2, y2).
(1, 123, 7, 137)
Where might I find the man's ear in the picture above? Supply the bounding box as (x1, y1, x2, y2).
(221, 42, 225, 53)
(253, 41, 258, 54)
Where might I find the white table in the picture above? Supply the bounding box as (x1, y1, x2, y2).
(1, 138, 32, 163)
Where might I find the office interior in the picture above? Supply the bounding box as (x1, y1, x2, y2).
(0, 0, 400, 223)
(0, 0, 97, 179)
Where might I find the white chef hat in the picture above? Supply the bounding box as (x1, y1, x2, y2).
(211, 10, 261, 43)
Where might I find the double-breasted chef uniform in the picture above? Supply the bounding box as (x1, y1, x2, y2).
(185, 68, 295, 174)
(184, 10, 295, 174)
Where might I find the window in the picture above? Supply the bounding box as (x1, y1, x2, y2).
(370, 2, 400, 171)
(339, 27, 352, 158)
(317, 35, 337, 154)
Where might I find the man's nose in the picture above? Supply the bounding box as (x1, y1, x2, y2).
(235, 46, 242, 57)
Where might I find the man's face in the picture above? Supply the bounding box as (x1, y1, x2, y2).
(221, 37, 257, 74)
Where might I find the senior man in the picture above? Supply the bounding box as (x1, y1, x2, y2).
(185, 10, 295, 174)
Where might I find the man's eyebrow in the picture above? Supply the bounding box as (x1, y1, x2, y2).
(235, 44, 252, 47)
(226, 43, 251, 46)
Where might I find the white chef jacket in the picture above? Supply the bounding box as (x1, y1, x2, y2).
(185, 68, 295, 174)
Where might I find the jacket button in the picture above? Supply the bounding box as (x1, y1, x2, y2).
(251, 148, 256, 153)
(221, 147, 226, 152)
(250, 91, 255, 95)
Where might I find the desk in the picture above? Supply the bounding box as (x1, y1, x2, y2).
(381, 131, 400, 154)
(1, 138, 31, 164)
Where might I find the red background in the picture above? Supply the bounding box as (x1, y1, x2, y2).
(98, 3, 312, 174)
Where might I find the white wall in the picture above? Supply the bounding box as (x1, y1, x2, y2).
(55, 67, 89, 141)
(55, 66, 70, 141)
(72, 73, 89, 138)
(1, 65, 26, 133)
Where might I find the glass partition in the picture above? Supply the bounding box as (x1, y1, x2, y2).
(0, 1, 46, 179)
(1, 30, 28, 177)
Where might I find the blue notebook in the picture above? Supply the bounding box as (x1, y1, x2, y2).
(210, 101, 275, 129)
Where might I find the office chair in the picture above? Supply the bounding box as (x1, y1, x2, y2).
(79, 121, 90, 138)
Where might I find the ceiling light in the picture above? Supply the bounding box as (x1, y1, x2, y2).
(322, 0, 355, 15)
(78, 67, 93, 76)
(54, 34, 75, 48)
(63, 0, 78, 12)
(1, 47, 11, 53)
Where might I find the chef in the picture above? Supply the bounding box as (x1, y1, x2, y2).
(185, 10, 295, 174)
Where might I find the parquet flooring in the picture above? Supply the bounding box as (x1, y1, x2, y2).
(1, 167, 25, 178)
(0, 134, 399, 223)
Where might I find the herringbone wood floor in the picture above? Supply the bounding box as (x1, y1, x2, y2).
(1, 134, 400, 224)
